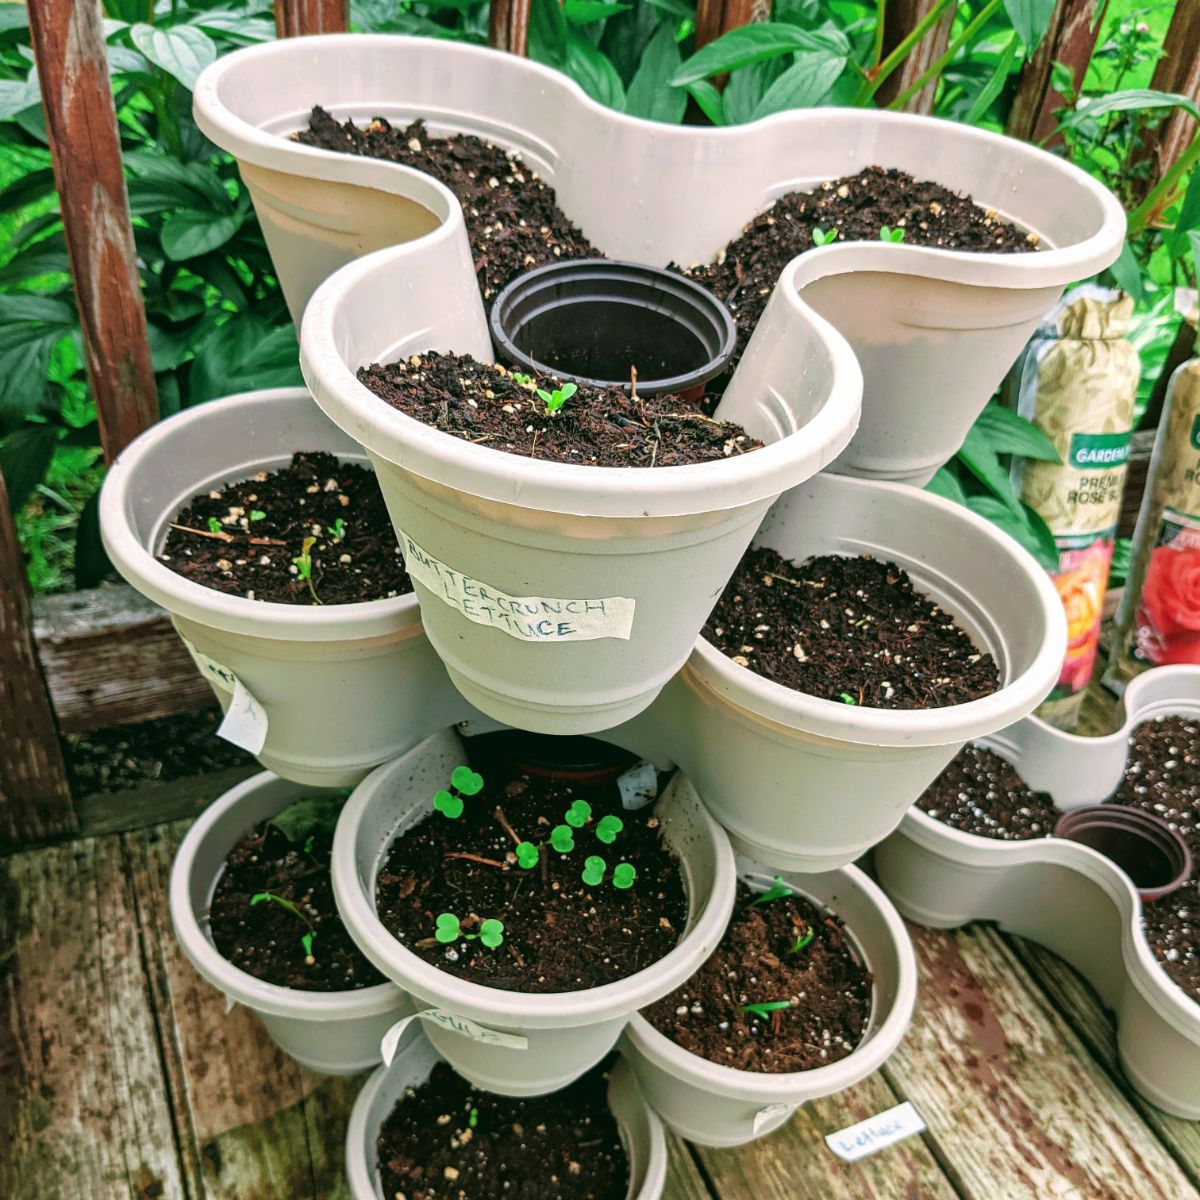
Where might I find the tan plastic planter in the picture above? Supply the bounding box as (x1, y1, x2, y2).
(345, 1028, 667, 1200)
(642, 470, 1065, 871)
(621, 858, 916, 1147)
(194, 33, 1124, 485)
(99, 388, 470, 786)
(874, 665, 1200, 1117)
(331, 726, 737, 1096)
(170, 770, 411, 1074)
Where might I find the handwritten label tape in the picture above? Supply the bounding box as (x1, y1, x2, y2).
(381, 1009, 529, 1066)
(181, 639, 269, 756)
(753, 1102, 797, 1135)
(825, 1100, 926, 1162)
(399, 531, 635, 643)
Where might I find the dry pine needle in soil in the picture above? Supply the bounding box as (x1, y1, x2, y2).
(644, 883, 872, 1073)
(358, 350, 761, 468)
(705, 547, 999, 708)
(159, 451, 412, 605)
(374, 766, 687, 994)
(377, 1060, 628, 1200)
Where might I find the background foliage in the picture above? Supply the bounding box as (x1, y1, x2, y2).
(0, 0, 1195, 590)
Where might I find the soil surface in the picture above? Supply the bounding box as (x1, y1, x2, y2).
(688, 165, 1035, 360)
(209, 795, 385, 991)
(374, 759, 687, 993)
(644, 883, 872, 1073)
(917, 744, 1059, 840)
(377, 1060, 628, 1200)
(704, 547, 1000, 709)
(299, 110, 598, 306)
(358, 351, 760, 468)
(158, 452, 411, 605)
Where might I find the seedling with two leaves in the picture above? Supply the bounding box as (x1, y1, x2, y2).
(879, 225, 906, 243)
(582, 856, 636, 889)
(515, 798, 626, 870)
(739, 1000, 792, 1019)
(811, 227, 837, 247)
(435, 912, 505, 948)
(537, 382, 576, 415)
(292, 536, 321, 604)
(433, 765, 485, 818)
(251, 891, 317, 963)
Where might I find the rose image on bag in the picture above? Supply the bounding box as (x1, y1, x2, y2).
(1052, 539, 1112, 693)
(1137, 542, 1200, 666)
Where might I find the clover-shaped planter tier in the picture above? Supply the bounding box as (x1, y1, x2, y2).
(620, 858, 915, 1147)
(194, 32, 1124, 487)
(639, 470, 1065, 871)
(99, 387, 471, 786)
(874, 665, 1200, 1118)
(331, 726, 736, 1096)
(345, 1027, 666, 1200)
(169, 770, 410, 1073)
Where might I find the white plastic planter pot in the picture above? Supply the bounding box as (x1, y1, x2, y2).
(874, 665, 1200, 1117)
(99, 387, 473, 786)
(195, 33, 1124, 486)
(621, 859, 916, 1147)
(331, 726, 737, 1096)
(169, 770, 411, 1074)
(644, 471, 1065, 872)
(345, 1028, 667, 1200)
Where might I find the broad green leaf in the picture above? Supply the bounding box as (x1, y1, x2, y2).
(1003, 0, 1055, 52)
(1061, 89, 1200, 130)
(0, 166, 56, 213)
(670, 22, 849, 87)
(74, 491, 112, 589)
(129, 23, 217, 90)
(0, 234, 70, 286)
(723, 57, 787, 126)
(564, 31, 626, 109)
(925, 465, 968, 506)
(973, 403, 1060, 462)
(267, 794, 347, 843)
(189, 318, 303, 406)
(964, 33, 1019, 124)
(686, 80, 725, 125)
(625, 21, 686, 122)
(564, 1, 630, 24)
(0, 74, 39, 120)
(750, 52, 846, 120)
(1106, 239, 1145, 304)
(1190, 230, 1200, 288)
(956, 424, 1023, 516)
(966, 495, 1060, 571)
(0, 5, 29, 34)
(191, 11, 279, 44)
(160, 209, 244, 261)
(1166, 167, 1200, 262)
(0, 294, 74, 325)
(528, 0, 570, 67)
(125, 152, 232, 212)
(0, 423, 59, 512)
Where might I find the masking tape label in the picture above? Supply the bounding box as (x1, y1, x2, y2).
(825, 1101, 926, 1161)
(181, 639, 268, 755)
(381, 1009, 529, 1065)
(753, 1102, 796, 1134)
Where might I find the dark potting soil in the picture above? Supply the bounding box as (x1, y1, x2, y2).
(298, 110, 598, 306)
(916, 744, 1059, 841)
(158, 451, 412, 605)
(643, 883, 872, 1073)
(373, 764, 688, 994)
(704, 547, 1000, 709)
(377, 1060, 628, 1200)
(358, 350, 761, 468)
(209, 795, 386, 991)
(688, 166, 1036, 359)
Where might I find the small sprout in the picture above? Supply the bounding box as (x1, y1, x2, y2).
(536, 382, 577, 415)
(451, 765, 484, 796)
(582, 855, 606, 886)
(811, 227, 837, 246)
(565, 799, 592, 828)
(251, 892, 316, 961)
(468, 1107, 479, 1129)
(515, 841, 540, 869)
(292, 536, 321, 604)
(435, 912, 504, 949)
(879, 225, 906, 243)
(435, 912, 462, 943)
(549, 825, 575, 853)
(433, 789, 464, 819)
(790, 927, 814, 954)
(303, 834, 316, 857)
(839, 692, 856, 705)
(753, 875, 793, 905)
(301, 930, 316, 960)
(511, 372, 533, 386)
(249, 510, 266, 522)
(478, 918, 505, 948)
(595, 815, 624, 845)
(207, 516, 223, 534)
(330, 517, 346, 541)
(612, 863, 636, 890)
(739, 1000, 792, 1019)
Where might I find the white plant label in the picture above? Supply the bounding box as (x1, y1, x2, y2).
(398, 530, 635, 643)
(617, 761, 659, 811)
(825, 1101, 926, 1162)
(180, 639, 269, 755)
(380, 1009, 529, 1066)
(752, 1102, 796, 1134)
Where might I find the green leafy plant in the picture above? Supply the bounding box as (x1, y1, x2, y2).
(739, 1000, 792, 1018)
(811, 227, 837, 246)
(549, 824, 576, 852)
(251, 891, 316, 961)
(249, 509, 266, 522)
(515, 840, 540, 868)
(468, 1107, 479, 1128)
(536, 381, 577, 415)
(595, 814, 624, 844)
(565, 799, 592, 828)
(329, 516, 346, 540)
(612, 862, 636, 889)
(510, 371, 534, 386)
(839, 692, 856, 704)
(790, 927, 814, 953)
(291, 535, 320, 604)
(206, 516, 222, 533)
(432, 764, 485, 819)
(753, 875, 793, 905)
(582, 855, 606, 886)
(434, 912, 505, 948)
(879, 225, 906, 243)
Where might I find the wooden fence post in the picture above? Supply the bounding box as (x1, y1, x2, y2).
(489, 0, 532, 55)
(693, 0, 769, 51)
(27, 0, 158, 463)
(274, 0, 349, 38)
(0, 470, 75, 851)
(874, 0, 956, 114)
(1006, 0, 1101, 144)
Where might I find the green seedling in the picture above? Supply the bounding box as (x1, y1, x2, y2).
(565, 799, 592, 828)
(582, 855, 606, 886)
(613, 863, 636, 889)
(595, 815, 624, 845)
(790, 927, 815, 954)
(516, 841, 540, 868)
(811, 227, 837, 246)
(739, 1000, 792, 1019)
(478, 919, 505, 948)
(536, 382, 577, 415)
(511, 372, 533, 386)
(292, 536, 321, 604)
(249, 509, 266, 522)
(207, 516, 223, 533)
(549, 825, 575, 853)
(753, 875, 793, 905)
(433, 765, 485, 819)
(433, 789, 464, 818)
(330, 517, 346, 541)
(468, 1107, 479, 1129)
(303, 835, 315, 857)
(434, 912, 505, 948)
(251, 892, 316, 962)
(879, 225, 906, 243)
(839, 693, 856, 705)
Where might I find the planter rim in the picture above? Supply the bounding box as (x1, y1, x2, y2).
(623, 863, 916, 1101)
(99, 387, 420, 642)
(193, 33, 1125, 288)
(169, 768, 404, 1021)
(300, 244, 863, 519)
(332, 748, 739, 1026)
(684, 473, 1067, 747)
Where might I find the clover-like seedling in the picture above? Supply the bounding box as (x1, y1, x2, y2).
(612, 863, 636, 890)
(536, 382, 577, 415)
(582, 855, 606, 886)
(251, 891, 317, 962)
(292, 536, 321, 604)
(516, 841, 540, 868)
(433, 789, 464, 819)
(739, 1000, 792, 1019)
(435, 912, 463, 943)
(879, 225, 906, 243)
(249, 509, 266, 522)
(549, 825, 575, 853)
(434, 912, 504, 948)
(451, 765, 484, 795)
(478, 918, 505, 948)
(839, 692, 856, 705)
(811, 227, 837, 247)
(753, 875, 793, 905)
(565, 799, 592, 829)
(330, 517, 346, 541)
(468, 1107, 479, 1129)
(511, 372, 533, 386)
(207, 516, 223, 533)
(595, 815, 624, 845)
(790, 927, 814, 954)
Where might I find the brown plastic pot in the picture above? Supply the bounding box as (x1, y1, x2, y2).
(1054, 806, 1193, 902)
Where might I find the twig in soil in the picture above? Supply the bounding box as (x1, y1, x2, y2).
(507, 943, 527, 970)
(493, 805, 523, 846)
(170, 523, 286, 547)
(444, 851, 509, 869)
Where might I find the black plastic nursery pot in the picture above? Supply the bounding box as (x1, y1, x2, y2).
(1054, 805, 1193, 903)
(489, 259, 737, 402)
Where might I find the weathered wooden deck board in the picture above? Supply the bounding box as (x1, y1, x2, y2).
(883, 922, 1200, 1200)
